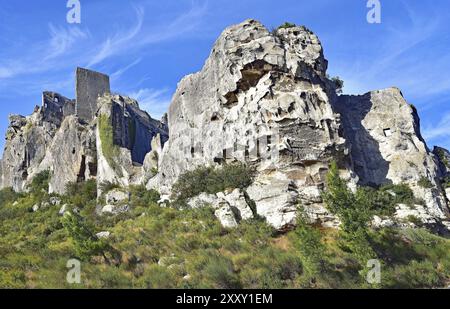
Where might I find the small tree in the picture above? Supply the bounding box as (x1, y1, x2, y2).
(62, 212, 111, 263)
(322, 162, 378, 276)
(292, 211, 327, 282)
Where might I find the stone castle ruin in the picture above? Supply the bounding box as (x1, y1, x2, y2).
(0, 67, 168, 194)
(41, 67, 110, 125)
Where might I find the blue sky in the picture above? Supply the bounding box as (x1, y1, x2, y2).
(0, 0, 449, 155)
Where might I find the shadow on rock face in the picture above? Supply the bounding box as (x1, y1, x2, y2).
(334, 92, 390, 186)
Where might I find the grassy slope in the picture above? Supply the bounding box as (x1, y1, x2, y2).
(0, 168, 449, 289)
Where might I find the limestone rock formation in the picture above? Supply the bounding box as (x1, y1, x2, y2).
(186, 189, 254, 228)
(96, 94, 168, 191)
(1, 109, 60, 191)
(153, 19, 347, 229)
(151, 19, 448, 229)
(336, 89, 448, 219)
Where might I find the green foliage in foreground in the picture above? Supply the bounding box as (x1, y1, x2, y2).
(0, 167, 449, 289)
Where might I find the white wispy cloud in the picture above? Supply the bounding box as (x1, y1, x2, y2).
(87, 1, 208, 67)
(87, 6, 145, 66)
(110, 58, 142, 81)
(423, 113, 450, 142)
(129, 88, 172, 119)
(45, 24, 90, 61)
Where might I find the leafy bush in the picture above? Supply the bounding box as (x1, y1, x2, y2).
(330, 76, 344, 94)
(129, 185, 160, 206)
(291, 213, 326, 279)
(98, 181, 120, 194)
(442, 176, 450, 189)
(136, 264, 176, 289)
(171, 163, 255, 203)
(436, 148, 449, 168)
(197, 252, 241, 289)
(278, 22, 296, 29)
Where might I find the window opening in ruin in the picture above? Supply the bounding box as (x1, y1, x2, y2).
(383, 128, 392, 137)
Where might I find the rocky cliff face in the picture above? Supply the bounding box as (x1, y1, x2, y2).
(336, 89, 448, 219)
(151, 19, 449, 229)
(1, 19, 449, 231)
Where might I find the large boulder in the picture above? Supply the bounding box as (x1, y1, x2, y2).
(186, 189, 254, 228)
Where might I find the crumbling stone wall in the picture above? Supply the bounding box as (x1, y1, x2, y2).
(42, 91, 75, 126)
(76, 67, 110, 123)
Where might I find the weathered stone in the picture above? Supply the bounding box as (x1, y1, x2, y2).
(335, 88, 448, 219)
(214, 203, 239, 229)
(153, 19, 347, 230)
(49, 196, 61, 206)
(187, 193, 218, 208)
(96, 93, 168, 192)
(96, 231, 111, 239)
(75, 67, 110, 123)
(59, 204, 69, 216)
(105, 189, 129, 205)
(101, 204, 130, 215)
(217, 189, 254, 220)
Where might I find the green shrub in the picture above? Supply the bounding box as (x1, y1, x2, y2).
(436, 148, 449, 168)
(417, 177, 433, 189)
(384, 260, 443, 289)
(441, 176, 450, 188)
(136, 264, 176, 289)
(291, 213, 326, 279)
(129, 185, 160, 206)
(201, 253, 241, 289)
(65, 180, 97, 208)
(322, 162, 372, 233)
(171, 163, 255, 203)
(278, 22, 296, 29)
(0, 188, 22, 206)
(98, 181, 120, 194)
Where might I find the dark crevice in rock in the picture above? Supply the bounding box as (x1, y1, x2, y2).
(223, 60, 276, 107)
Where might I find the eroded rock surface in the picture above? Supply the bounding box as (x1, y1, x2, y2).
(154, 19, 347, 229)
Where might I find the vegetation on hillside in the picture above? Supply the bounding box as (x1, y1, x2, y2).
(0, 165, 449, 288)
(98, 114, 122, 175)
(171, 163, 255, 205)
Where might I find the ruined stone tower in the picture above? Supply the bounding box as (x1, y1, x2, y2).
(75, 67, 110, 122)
